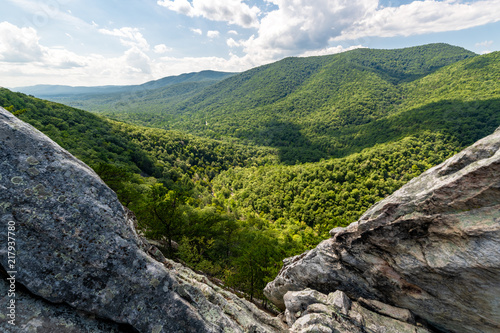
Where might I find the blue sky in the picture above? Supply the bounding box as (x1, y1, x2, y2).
(1, 0, 499, 87)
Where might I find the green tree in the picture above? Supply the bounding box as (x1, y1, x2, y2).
(141, 182, 189, 256)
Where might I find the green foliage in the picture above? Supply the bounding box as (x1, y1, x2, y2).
(61, 43, 487, 164)
(111, 121, 279, 185)
(210, 132, 459, 241)
(93, 163, 147, 207)
(140, 181, 191, 255)
(4, 104, 28, 116)
(2, 44, 499, 302)
(0, 88, 277, 182)
(1, 88, 154, 174)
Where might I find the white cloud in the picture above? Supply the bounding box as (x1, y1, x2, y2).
(299, 45, 365, 57)
(157, 0, 261, 28)
(191, 28, 202, 35)
(154, 44, 171, 54)
(157, 0, 193, 15)
(233, 0, 500, 64)
(235, 0, 377, 63)
(124, 47, 152, 74)
(207, 30, 220, 38)
(228, 30, 238, 35)
(0, 22, 44, 62)
(43, 47, 88, 69)
(475, 40, 493, 48)
(157, 0, 500, 65)
(227, 38, 240, 48)
(0, 22, 89, 69)
(339, 0, 500, 40)
(0, 22, 155, 86)
(475, 40, 494, 54)
(98, 27, 150, 51)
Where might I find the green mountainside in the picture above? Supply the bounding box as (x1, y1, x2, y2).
(2, 43, 499, 301)
(39, 43, 485, 163)
(0, 88, 276, 184)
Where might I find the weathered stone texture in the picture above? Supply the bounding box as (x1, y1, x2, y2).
(0, 107, 286, 333)
(283, 289, 431, 333)
(0, 277, 133, 333)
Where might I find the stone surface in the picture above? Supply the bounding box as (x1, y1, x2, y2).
(265, 127, 500, 333)
(290, 313, 340, 333)
(0, 276, 133, 333)
(358, 298, 414, 324)
(326, 291, 351, 316)
(0, 107, 286, 333)
(348, 302, 430, 333)
(286, 289, 430, 333)
(284, 288, 328, 325)
(165, 258, 287, 333)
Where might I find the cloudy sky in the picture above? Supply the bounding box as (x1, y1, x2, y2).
(1, 0, 499, 87)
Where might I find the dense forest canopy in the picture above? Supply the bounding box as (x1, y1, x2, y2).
(3, 43, 500, 301)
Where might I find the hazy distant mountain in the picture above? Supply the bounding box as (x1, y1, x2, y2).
(12, 84, 129, 97)
(13, 70, 236, 97)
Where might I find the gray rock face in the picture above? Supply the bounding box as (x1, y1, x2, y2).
(284, 288, 328, 325)
(0, 107, 286, 333)
(265, 127, 500, 333)
(358, 298, 414, 324)
(284, 289, 431, 333)
(0, 277, 130, 333)
(327, 290, 351, 316)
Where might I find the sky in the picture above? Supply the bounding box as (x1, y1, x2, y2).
(1, 0, 499, 87)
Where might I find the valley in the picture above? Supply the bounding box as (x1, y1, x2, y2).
(4, 43, 500, 304)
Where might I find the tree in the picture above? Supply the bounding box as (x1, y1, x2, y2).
(141, 182, 189, 256)
(227, 224, 282, 302)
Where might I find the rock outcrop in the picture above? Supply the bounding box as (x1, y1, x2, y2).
(0, 107, 286, 333)
(0, 277, 133, 332)
(283, 289, 431, 333)
(265, 127, 500, 333)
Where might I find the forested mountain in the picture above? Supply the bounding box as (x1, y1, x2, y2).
(27, 43, 488, 163)
(0, 87, 275, 181)
(2, 43, 499, 301)
(13, 70, 236, 114)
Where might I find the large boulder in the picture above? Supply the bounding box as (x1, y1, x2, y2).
(265, 127, 500, 333)
(0, 107, 286, 332)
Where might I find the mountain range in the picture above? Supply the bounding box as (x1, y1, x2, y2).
(13, 70, 235, 97)
(15, 43, 499, 164)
